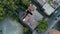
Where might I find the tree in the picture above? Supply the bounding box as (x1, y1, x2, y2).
(0, 0, 32, 21)
(0, 6, 6, 21)
(23, 27, 32, 34)
(0, 0, 19, 21)
(22, 0, 31, 7)
(36, 19, 48, 32)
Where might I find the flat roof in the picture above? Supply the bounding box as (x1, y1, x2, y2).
(43, 3, 55, 15)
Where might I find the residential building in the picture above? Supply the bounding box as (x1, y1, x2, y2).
(23, 14, 38, 29)
(23, 5, 43, 30)
(43, 3, 55, 16)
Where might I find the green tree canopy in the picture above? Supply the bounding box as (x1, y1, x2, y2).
(22, 0, 31, 6)
(0, 0, 32, 21)
(36, 19, 48, 32)
(0, 6, 6, 21)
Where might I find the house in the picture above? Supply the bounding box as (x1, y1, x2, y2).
(50, 29, 60, 34)
(28, 4, 43, 21)
(23, 14, 38, 29)
(23, 13, 43, 30)
(23, 4, 43, 30)
(43, 3, 55, 16)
